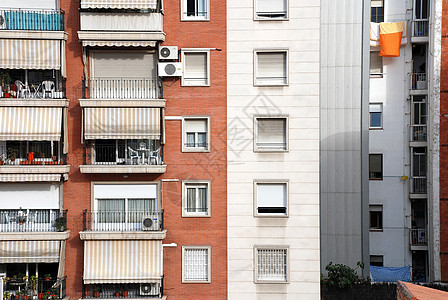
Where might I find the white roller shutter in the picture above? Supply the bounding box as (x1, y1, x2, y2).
(257, 118, 286, 144)
(184, 52, 207, 84)
(257, 183, 286, 208)
(257, 52, 287, 81)
(185, 119, 207, 133)
(92, 51, 156, 78)
(257, 0, 286, 13)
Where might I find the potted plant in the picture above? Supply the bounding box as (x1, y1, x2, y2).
(54, 216, 67, 232)
(93, 286, 100, 298)
(21, 289, 28, 300)
(114, 291, 120, 298)
(4, 292, 10, 300)
(7, 147, 19, 163)
(38, 280, 44, 300)
(0, 154, 4, 165)
(1, 71, 11, 97)
(15, 291, 21, 300)
(122, 286, 128, 298)
(17, 208, 27, 225)
(43, 274, 51, 281)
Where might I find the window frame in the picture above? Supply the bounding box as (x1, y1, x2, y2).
(254, 245, 289, 283)
(182, 180, 211, 217)
(369, 154, 383, 180)
(253, 180, 289, 217)
(182, 246, 211, 283)
(253, 0, 289, 21)
(371, 0, 384, 23)
(369, 204, 383, 231)
(370, 255, 384, 267)
(369, 103, 383, 129)
(182, 116, 211, 152)
(253, 115, 289, 152)
(181, 49, 211, 86)
(254, 49, 289, 86)
(181, 0, 210, 21)
(370, 51, 383, 77)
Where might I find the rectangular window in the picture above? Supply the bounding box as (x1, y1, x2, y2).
(182, 51, 210, 86)
(182, 181, 211, 217)
(371, 0, 384, 23)
(369, 205, 383, 230)
(182, 117, 210, 152)
(254, 50, 288, 86)
(369, 154, 383, 180)
(255, 117, 288, 151)
(369, 103, 383, 129)
(254, 246, 288, 283)
(370, 255, 384, 267)
(370, 52, 383, 76)
(181, 0, 210, 21)
(254, 0, 288, 20)
(182, 246, 211, 283)
(255, 181, 288, 216)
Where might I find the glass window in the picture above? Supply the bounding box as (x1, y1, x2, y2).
(182, 0, 209, 20)
(371, 0, 384, 23)
(369, 104, 383, 129)
(370, 52, 383, 76)
(370, 255, 384, 267)
(182, 51, 210, 86)
(255, 0, 288, 20)
(369, 205, 383, 230)
(256, 182, 287, 216)
(183, 247, 210, 282)
(255, 247, 288, 283)
(184, 183, 209, 216)
(184, 118, 208, 150)
(369, 154, 383, 180)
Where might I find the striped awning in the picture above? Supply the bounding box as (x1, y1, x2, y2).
(0, 174, 62, 182)
(0, 240, 60, 263)
(84, 107, 160, 140)
(81, 0, 158, 9)
(0, 107, 62, 141)
(83, 240, 162, 284)
(82, 41, 156, 48)
(0, 39, 64, 71)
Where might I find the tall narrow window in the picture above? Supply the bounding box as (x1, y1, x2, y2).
(371, 0, 384, 23)
(369, 154, 383, 180)
(255, 50, 288, 86)
(182, 51, 210, 86)
(369, 205, 383, 230)
(255, 0, 288, 20)
(370, 51, 383, 76)
(255, 246, 288, 283)
(182, 246, 211, 283)
(182, 0, 210, 21)
(369, 103, 383, 129)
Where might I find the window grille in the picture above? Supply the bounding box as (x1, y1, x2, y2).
(184, 248, 209, 281)
(256, 248, 287, 282)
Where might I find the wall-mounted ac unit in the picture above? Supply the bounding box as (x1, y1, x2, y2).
(142, 215, 159, 231)
(159, 46, 178, 60)
(139, 283, 156, 296)
(158, 62, 182, 77)
(0, 12, 7, 29)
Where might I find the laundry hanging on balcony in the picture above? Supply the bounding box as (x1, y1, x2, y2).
(370, 21, 408, 56)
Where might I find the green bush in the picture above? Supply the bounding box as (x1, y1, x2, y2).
(324, 261, 364, 289)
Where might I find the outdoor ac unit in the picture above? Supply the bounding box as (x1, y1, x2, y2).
(159, 46, 179, 60)
(142, 215, 158, 231)
(0, 12, 6, 29)
(139, 283, 156, 296)
(158, 62, 182, 77)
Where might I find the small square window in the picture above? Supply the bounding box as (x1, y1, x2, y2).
(370, 52, 383, 76)
(182, 117, 210, 152)
(182, 51, 210, 86)
(254, 181, 288, 216)
(369, 103, 383, 129)
(254, 0, 288, 20)
(371, 0, 384, 23)
(254, 117, 288, 151)
(182, 246, 211, 283)
(182, 181, 211, 217)
(370, 255, 384, 267)
(181, 0, 210, 21)
(254, 246, 289, 283)
(369, 205, 383, 230)
(254, 50, 288, 86)
(369, 154, 383, 180)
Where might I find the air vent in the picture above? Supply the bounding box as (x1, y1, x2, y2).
(159, 46, 179, 60)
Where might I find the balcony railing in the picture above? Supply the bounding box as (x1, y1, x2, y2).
(411, 73, 427, 90)
(411, 125, 427, 142)
(1, 81, 66, 100)
(0, 9, 65, 31)
(82, 210, 164, 232)
(411, 177, 427, 194)
(83, 145, 163, 166)
(0, 209, 67, 232)
(83, 280, 163, 299)
(413, 20, 429, 37)
(4, 277, 66, 299)
(82, 78, 159, 99)
(410, 228, 427, 246)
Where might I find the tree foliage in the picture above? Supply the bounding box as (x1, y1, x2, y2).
(324, 261, 364, 289)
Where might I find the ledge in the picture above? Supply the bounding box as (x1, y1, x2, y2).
(410, 89, 428, 95)
(0, 165, 70, 174)
(79, 99, 165, 108)
(0, 99, 69, 107)
(409, 193, 427, 199)
(0, 30, 68, 40)
(78, 31, 165, 43)
(411, 36, 429, 43)
(410, 245, 428, 251)
(0, 230, 70, 241)
(80, 230, 166, 240)
(80, 165, 166, 174)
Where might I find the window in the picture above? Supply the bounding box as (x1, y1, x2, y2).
(369, 104, 383, 129)
(254, 181, 288, 216)
(254, 0, 288, 20)
(370, 255, 384, 267)
(369, 205, 383, 230)
(254, 246, 288, 283)
(182, 50, 210, 86)
(182, 117, 210, 152)
(181, 0, 210, 21)
(182, 181, 211, 217)
(182, 246, 211, 283)
(254, 50, 288, 86)
(369, 154, 383, 180)
(370, 52, 383, 76)
(254, 117, 288, 151)
(371, 0, 384, 23)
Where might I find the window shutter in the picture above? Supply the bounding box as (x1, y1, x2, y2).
(257, 0, 286, 13)
(369, 104, 382, 113)
(185, 119, 207, 133)
(184, 53, 207, 81)
(92, 51, 156, 78)
(370, 205, 382, 212)
(371, 0, 383, 8)
(369, 155, 382, 173)
(257, 52, 286, 80)
(257, 119, 286, 144)
(257, 183, 286, 207)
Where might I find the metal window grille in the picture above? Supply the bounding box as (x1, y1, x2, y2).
(184, 248, 208, 281)
(257, 248, 287, 282)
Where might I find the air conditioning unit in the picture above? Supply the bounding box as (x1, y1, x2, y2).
(139, 283, 156, 296)
(0, 12, 6, 29)
(159, 46, 179, 60)
(142, 215, 159, 231)
(158, 62, 182, 77)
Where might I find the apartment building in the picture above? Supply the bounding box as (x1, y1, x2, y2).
(1, 0, 227, 299)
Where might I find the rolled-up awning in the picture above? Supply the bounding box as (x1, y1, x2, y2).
(0, 107, 62, 141)
(81, 0, 158, 9)
(82, 41, 156, 48)
(0, 240, 60, 263)
(83, 240, 162, 284)
(0, 39, 65, 75)
(84, 107, 160, 140)
(0, 174, 62, 182)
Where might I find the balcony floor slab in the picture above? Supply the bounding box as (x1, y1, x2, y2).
(0, 230, 70, 241)
(80, 230, 166, 240)
(79, 99, 165, 108)
(80, 165, 166, 174)
(0, 99, 69, 107)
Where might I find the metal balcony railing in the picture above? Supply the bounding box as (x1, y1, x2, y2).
(83, 280, 163, 299)
(0, 209, 67, 232)
(82, 210, 164, 232)
(4, 277, 66, 299)
(411, 73, 427, 90)
(413, 20, 429, 37)
(410, 228, 427, 246)
(83, 78, 159, 99)
(83, 144, 163, 166)
(0, 9, 65, 31)
(411, 177, 427, 194)
(411, 125, 427, 142)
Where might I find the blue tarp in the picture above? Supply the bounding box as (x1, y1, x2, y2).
(370, 265, 411, 282)
(4, 11, 64, 31)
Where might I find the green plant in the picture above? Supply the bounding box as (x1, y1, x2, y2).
(0, 72, 11, 85)
(324, 261, 364, 289)
(54, 216, 67, 232)
(7, 147, 19, 160)
(93, 285, 100, 292)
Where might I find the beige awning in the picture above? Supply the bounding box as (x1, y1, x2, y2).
(0, 240, 60, 263)
(84, 107, 160, 140)
(0, 107, 63, 141)
(81, 0, 158, 9)
(0, 174, 62, 182)
(0, 39, 65, 75)
(83, 240, 162, 284)
(82, 41, 156, 48)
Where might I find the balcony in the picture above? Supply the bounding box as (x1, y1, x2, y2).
(412, 20, 429, 38)
(411, 177, 427, 195)
(0, 209, 67, 232)
(410, 229, 427, 251)
(411, 125, 427, 142)
(0, 9, 65, 31)
(83, 281, 163, 300)
(411, 73, 427, 91)
(82, 78, 159, 100)
(82, 210, 164, 232)
(4, 277, 66, 300)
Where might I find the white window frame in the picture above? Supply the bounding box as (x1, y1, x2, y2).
(181, 49, 211, 86)
(253, 116, 289, 152)
(254, 49, 289, 86)
(369, 103, 383, 129)
(254, 0, 289, 21)
(182, 116, 211, 152)
(182, 180, 211, 217)
(370, 51, 383, 77)
(254, 245, 289, 283)
(182, 246, 211, 283)
(253, 180, 289, 217)
(181, 0, 210, 21)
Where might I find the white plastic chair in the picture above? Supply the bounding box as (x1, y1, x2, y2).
(42, 81, 55, 99)
(127, 146, 139, 165)
(15, 80, 30, 98)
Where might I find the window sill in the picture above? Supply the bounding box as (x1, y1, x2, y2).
(254, 148, 288, 153)
(369, 127, 383, 130)
(254, 280, 289, 284)
(254, 214, 289, 218)
(181, 18, 210, 22)
(182, 280, 211, 284)
(254, 82, 289, 87)
(369, 178, 383, 181)
(369, 229, 383, 232)
(181, 83, 211, 87)
(182, 213, 211, 218)
(182, 148, 210, 153)
(254, 17, 289, 22)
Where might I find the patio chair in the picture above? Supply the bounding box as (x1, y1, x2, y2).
(127, 146, 139, 165)
(149, 148, 161, 165)
(42, 80, 55, 99)
(15, 80, 30, 98)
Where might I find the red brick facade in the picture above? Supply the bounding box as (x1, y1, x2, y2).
(60, 0, 227, 298)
